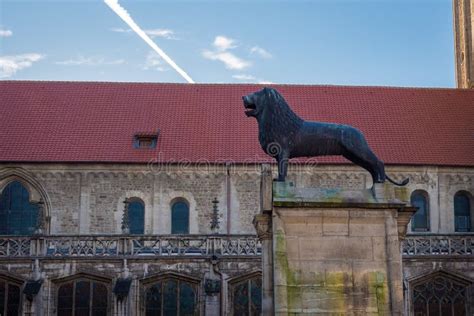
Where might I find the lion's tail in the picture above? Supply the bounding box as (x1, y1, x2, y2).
(386, 175, 409, 186)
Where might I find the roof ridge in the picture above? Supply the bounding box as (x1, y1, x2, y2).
(1, 80, 471, 92)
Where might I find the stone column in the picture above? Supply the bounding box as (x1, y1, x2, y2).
(392, 207, 414, 315)
(34, 200, 46, 235)
(79, 173, 91, 234)
(270, 181, 416, 315)
(204, 277, 221, 315)
(121, 198, 130, 234)
(253, 164, 274, 315)
(254, 213, 273, 315)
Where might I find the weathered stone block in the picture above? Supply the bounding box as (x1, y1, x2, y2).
(349, 215, 386, 237)
(322, 213, 349, 236)
(372, 236, 387, 261)
(283, 217, 323, 237)
(299, 237, 373, 260)
(271, 182, 411, 315)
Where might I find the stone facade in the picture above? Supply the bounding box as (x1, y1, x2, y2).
(0, 162, 473, 315)
(1, 163, 472, 235)
(0, 164, 264, 236)
(0, 256, 262, 315)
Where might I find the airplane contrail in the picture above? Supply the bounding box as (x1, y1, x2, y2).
(104, 0, 195, 83)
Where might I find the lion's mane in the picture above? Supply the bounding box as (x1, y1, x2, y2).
(257, 90, 304, 154)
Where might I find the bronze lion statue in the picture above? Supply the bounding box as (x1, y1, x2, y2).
(243, 87, 408, 186)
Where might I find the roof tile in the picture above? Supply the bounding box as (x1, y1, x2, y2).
(0, 81, 473, 166)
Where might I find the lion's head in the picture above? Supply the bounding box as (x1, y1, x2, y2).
(242, 87, 304, 149)
(243, 88, 264, 118)
(243, 87, 283, 119)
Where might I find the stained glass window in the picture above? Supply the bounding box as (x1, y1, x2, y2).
(411, 191, 429, 231)
(146, 283, 162, 315)
(179, 281, 196, 315)
(128, 199, 145, 234)
(145, 278, 197, 316)
(0, 181, 39, 235)
(92, 283, 108, 316)
(57, 279, 108, 316)
(454, 192, 471, 232)
(171, 201, 189, 234)
(412, 275, 468, 316)
(0, 280, 21, 316)
(58, 282, 73, 316)
(232, 276, 262, 316)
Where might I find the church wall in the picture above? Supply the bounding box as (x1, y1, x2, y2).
(0, 257, 261, 315)
(32, 171, 82, 234)
(402, 259, 474, 315)
(439, 171, 474, 232)
(403, 259, 474, 282)
(1, 162, 474, 314)
(0, 163, 473, 235)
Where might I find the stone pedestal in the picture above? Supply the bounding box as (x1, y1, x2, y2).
(255, 179, 415, 315)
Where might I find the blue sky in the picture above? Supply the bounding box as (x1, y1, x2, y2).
(0, 0, 455, 87)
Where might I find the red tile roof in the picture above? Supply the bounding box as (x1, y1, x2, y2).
(0, 81, 473, 166)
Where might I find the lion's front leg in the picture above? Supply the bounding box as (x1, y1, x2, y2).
(277, 151, 289, 182)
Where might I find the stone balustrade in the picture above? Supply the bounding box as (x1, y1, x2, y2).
(0, 234, 261, 258)
(4, 234, 474, 259)
(402, 234, 474, 257)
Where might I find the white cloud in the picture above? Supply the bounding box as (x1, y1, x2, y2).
(0, 29, 12, 37)
(232, 74, 255, 81)
(232, 73, 273, 84)
(250, 46, 272, 59)
(112, 27, 177, 39)
(213, 35, 236, 51)
(144, 29, 176, 39)
(143, 51, 166, 71)
(203, 35, 251, 70)
(110, 27, 131, 33)
(55, 55, 125, 66)
(0, 53, 44, 78)
(202, 50, 250, 70)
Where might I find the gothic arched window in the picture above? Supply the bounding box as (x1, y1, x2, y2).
(57, 278, 108, 316)
(454, 191, 472, 232)
(128, 198, 145, 234)
(171, 200, 189, 234)
(0, 181, 39, 235)
(144, 277, 198, 315)
(0, 278, 21, 316)
(412, 273, 469, 316)
(411, 190, 430, 231)
(230, 274, 262, 316)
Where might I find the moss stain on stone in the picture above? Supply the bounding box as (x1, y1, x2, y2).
(323, 271, 348, 310)
(276, 230, 354, 313)
(394, 187, 409, 203)
(275, 230, 390, 314)
(367, 271, 387, 315)
(275, 230, 301, 312)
